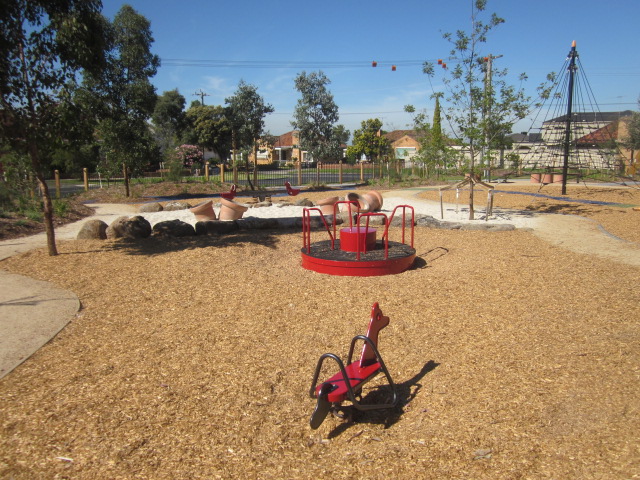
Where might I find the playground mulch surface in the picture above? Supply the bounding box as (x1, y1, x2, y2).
(0, 184, 639, 479)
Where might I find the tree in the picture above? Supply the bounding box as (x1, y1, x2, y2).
(346, 119, 390, 163)
(225, 80, 274, 188)
(152, 89, 187, 156)
(621, 100, 640, 170)
(0, 0, 108, 255)
(423, 0, 553, 218)
(405, 95, 458, 177)
(184, 103, 232, 162)
(333, 125, 351, 149)
(81, 4, 159, 196)
(291, 71, 342, 163)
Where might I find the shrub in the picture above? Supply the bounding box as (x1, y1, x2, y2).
(53, 199, 69, 217)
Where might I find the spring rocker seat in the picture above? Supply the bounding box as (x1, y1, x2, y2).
(308, 302, 398, 429)
(220, 184, 237, 200)
(284, 181, 300, 196)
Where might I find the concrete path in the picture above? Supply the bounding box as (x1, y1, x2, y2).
(0, 204, 137, 379)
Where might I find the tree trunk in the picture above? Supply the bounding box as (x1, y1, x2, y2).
(468, 144, 475, 220)
(37, 175, 58, 256)
(28, 144, 57, 256)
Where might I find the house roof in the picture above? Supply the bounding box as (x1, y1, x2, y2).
(383, 130, 419, 142)
(544, 110, 633, 124)
(576, 122, 619, 144)
(273, 131, 298, 148)
(507, 132, 542, 143)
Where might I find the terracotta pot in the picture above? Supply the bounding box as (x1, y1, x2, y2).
(190, 200, 216, 221)
(367, 190, 384, 210)
(552, 174, 564, 184)
(542, 173, 554, 184)
(219, 198, 248, 221)
(316, 196, 339, 215)
(362, 191, 382, 212)
(341, 192, 369, 213)
(530, 173, 541, 183)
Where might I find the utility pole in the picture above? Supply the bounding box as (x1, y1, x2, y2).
(193, 89, 210, 105)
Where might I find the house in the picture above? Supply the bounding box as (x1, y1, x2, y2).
(253, 130, 347, 166)
(270, 131, 309, 166)
(383, 130, 421, 161)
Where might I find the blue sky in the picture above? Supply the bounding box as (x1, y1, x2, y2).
(102, 0, 640, 139)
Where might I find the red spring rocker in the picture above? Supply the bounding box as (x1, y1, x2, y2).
(284, 181, 300, 196)
(308, 302, 398, 429)
(220, 184, 237, 200)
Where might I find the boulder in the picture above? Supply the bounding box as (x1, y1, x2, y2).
(236, 217, 280, 230)
(152, 219, 196, 237)
(139, 202, 163, 213)
(106, 215, 152, 239)
(163, 201, 191, 211)
(76, 219, 108, 240)
(295, 198, 314, 207)
(195, 220, 239, 235)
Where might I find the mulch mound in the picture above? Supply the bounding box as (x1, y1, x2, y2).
(0, 185, 639, 479)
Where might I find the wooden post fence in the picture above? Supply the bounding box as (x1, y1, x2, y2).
(54, 170, 61, 199)
(83, 168, 89, 192)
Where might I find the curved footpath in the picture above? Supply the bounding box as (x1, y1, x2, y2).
(0, 192, 638, 379)
(0, 204, 138, 379)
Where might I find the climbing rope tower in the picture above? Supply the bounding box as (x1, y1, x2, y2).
(512, 41, 638, 192)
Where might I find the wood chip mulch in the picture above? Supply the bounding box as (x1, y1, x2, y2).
(0, 184, 639, 479)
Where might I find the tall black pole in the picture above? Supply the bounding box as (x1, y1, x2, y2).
(561, 40, 578, 195)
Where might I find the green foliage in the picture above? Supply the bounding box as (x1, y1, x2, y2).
(291, 71, 342, 162)
(53, 199, 70, 217)
(621, 108, 640, 157)
(422, 0, 553, 171)
(184, 104, 232, 160)
(0, 0, 109, 253)
(346, 119, 391, 163)
(80, 4, 160, 177)
(152, 89, 187, 154)
(225, 80, 274, 153)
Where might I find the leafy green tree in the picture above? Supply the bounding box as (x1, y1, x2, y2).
(81, 4, 159, 196)
(225, 80, 274, 188)
(346, 119, 390, 163)
(405, 95, 458, 177)
(184, 103, 232, 163)
(0, 0, 108, 255)
(333, 125, 351, 150)
(291, 71, 342, 163)
(152, 89, 187, 156)
(621, 101, 640, 170)
(423, 0, 554, 218)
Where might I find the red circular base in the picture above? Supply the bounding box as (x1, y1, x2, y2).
(301, 240, 416, 277)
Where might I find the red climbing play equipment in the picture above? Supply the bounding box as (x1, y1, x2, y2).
(308, 302, 398, 429)
(301, 201, 416, 276)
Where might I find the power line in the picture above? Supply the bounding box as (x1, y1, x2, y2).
(161, 58, 428, 69)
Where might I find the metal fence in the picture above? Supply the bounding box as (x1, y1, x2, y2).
(48, 160, 419, 198)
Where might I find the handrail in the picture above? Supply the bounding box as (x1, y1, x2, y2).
(356, 212, 389, 260)
(302, 208, 333, 253)
(302, 203, 414, 261)
(385, 205, 415, 248)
